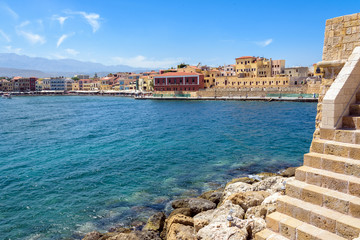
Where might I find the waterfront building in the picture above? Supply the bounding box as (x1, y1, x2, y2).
(138, 76, 154, 92)
(271, 60, 285, 76)
(220, 65, 236, 77)
(312, 63, 325, 78)
(203, 69, 220, 89)
(50, 77, 65, 91)
(42, 78, 51, 90)
(284, 67, 309, 77)
(35, 80, 43, 91)
(215, 76, 290, 88)
(177, 65, 202, 74)
(0, 79, 13, 92)
(235, 56, 285, 78)
(78, 79, 91, 90)
(64, 78, 74, 91)
(72, 82, 79, 90)
(12, 77, 37, 92)
(153, 72, 204, 91)
(74, 74, 89, 79)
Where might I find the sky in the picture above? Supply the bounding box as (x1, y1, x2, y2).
(0, 0, 359, 69)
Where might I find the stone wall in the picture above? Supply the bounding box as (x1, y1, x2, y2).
(313, 12, 360, 139)
(323, 13, 360, 62)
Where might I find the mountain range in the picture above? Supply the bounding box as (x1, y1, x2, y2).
(0, 53, 151, 78)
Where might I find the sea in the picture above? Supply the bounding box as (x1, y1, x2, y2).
(0, 96, 317, 239)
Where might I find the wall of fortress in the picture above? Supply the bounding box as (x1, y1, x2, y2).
(314, 12, 360, 139)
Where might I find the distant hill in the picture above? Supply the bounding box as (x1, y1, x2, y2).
(0, 53, 152, 77)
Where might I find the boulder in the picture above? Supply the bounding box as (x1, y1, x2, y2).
(196, 220, 248, 240)
(142, 212, 166, 232)
(167, 223, 195, 240)
(194, 200, 244, 232)
(252, 176, 294, 194)
(199, 190, 222, 205)
(107, 231, 161, 240)
(168, 207, 192, 218)
(261, 192, 282, 205)
(256, 172, 279, 179)
(280, 167, 298, 177)
(234, 217, 266, 239)
(165, 214, 195, 240)
(166, 214, 194, 227)
(227, 191, 270, 211)
(83, 231, 103, 240)
(225, 177, 258, 187)
(245, 203, 276, 219)
(171, 198, 216, 215)
(222, 181, 253, 201)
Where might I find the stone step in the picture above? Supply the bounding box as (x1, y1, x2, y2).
(295, 166, 360, 197)
(319, 128, 360, 144)
(343, 116, 360, 129)
(255, 228, 289, 240)
(310, 139, 360, 160)
(304, 152, 360, 177)
(350, 104, 360, 116)
(266, 211, 347, 240)
(286, 179, 360, 218)
(277, 195, 360, 239)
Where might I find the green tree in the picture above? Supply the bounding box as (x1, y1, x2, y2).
(72, 77, 79, 81)
(177, 63, 188, 69)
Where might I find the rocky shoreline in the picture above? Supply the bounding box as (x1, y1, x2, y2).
(82, 167, 297, 240)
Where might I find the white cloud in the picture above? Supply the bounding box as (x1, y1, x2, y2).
(5, 45, 21, 54)
(17, 30, 46, 44)
(112, 55, 183, 68)
(58, 16, 68, 26)
(1, 3, 18, 19)
(0, 29, 10, 42)
(255, 38, 273, 47)
(57, 33, 73, 48)
(16, 21, 46, 45)
(65, 48, 79, 56)
(66, 10, 101, 33)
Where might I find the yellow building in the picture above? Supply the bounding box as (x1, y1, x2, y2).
(177, 65, 202, 74)
(215, 76, 290, 88)
(313, 63, 325, 78)
(138, 76, 154, 92)
(235, 56, 272, 78)
(203, 69, 220, 89)
(72, 82, 79, 90)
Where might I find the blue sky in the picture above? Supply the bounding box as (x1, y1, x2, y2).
(0, 0, 359, 69)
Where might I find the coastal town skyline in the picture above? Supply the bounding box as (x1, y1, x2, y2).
(0, 0, 358, 69)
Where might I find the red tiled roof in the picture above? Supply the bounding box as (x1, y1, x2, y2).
(154, 72, 203, 77)
(235, 56, 255, 60)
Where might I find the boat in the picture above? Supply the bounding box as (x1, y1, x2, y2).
(2, 93, 12, 99)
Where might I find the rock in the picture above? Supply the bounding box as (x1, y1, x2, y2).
(107, 231, 161, 240)
(261, 192, 282, 205)
(167, 224, 195, 240)
(245, 205, 268, 219)
(227, 191, 271, 211)
(196, 220, 248, 240)
(83, 231, 103, 240)
(168, 207, 192, 218)
(225, 177, 258, 187)
(166, 214, 194, 227)
(280, 167, 298, 177)
(222, 181, 253, 201)
(252, 176, 294, 194)
(245, 203, 276, 219)
(256, 172, 279, 179)
(171, 198, 216, 215)
(194, 200, 244, 232)
(142, 212, 165, 232)
(198, 190, 222, 205)
(166, 214, 195, 240)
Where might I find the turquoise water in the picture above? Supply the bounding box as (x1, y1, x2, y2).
(0, 96, 317, 239)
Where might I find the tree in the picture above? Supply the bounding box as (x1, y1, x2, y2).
(72, 77, 79, 81)
(177, 63, 188, 69)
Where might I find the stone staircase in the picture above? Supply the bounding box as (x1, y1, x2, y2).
(256, 92, 360, 240)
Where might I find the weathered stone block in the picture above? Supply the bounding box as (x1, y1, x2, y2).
(322, 157, 345, 174)
(306, 172, 322, 186)
(310, 212, 336, 233)
(323, 194, 349, 214)
(322, 175, 348, 193)
(324, 143, 348, 157)
(301, 187, 323, 206)
(310, 141, 324, 153)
